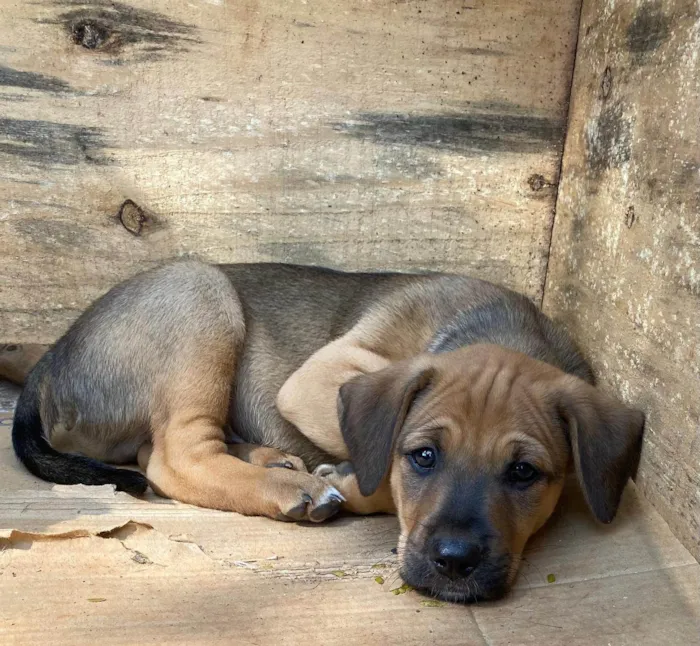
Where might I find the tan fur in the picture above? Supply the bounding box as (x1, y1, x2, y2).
(0, 344, 46, 385)
(277, 336, 391, 458)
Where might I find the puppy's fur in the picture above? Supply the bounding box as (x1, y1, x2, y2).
(7, 262, 645, 601)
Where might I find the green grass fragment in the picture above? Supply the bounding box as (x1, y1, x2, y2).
(331, 570, 346, 578)
(420, 600, 446, 607)
(374, 576, 385, 584)
(546, 573, 556, 584)
(391, 583, 414, 595)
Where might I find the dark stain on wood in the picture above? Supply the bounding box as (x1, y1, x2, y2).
(9, 199, 80, 213)
(624, 205, 636, 229)
(39, 0, 199, 61)
(627, 1, 670, 56)
(570, 212, 586, 243)
(256, 241, 334, 267)
(14, 219, 96, 251)
(0, 118, 109, 166)
(332, 109, 565, 155)
(0, 66, 73, 94)
(585, 102, 632, 175)
(674, 159, 700, 190)
(449, 46, 507, 57)
(600, 66, 612, 99)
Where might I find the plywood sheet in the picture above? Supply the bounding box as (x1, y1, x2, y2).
(0, 0, 581, 342)
(543, 0, 700, 560)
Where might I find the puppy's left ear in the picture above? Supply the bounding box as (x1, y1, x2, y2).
(338, 358, 434, 497)
(555, 376, 645, 524)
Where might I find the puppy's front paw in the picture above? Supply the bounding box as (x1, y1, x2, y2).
(272, 470, 346, 523)
(313, 462, 363, 513)
(313, 461, 395, 515)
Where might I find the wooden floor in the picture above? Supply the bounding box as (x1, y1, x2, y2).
(1, 388, 698, 646)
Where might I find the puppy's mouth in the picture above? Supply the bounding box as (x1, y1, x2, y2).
(399, 549, 512, 604)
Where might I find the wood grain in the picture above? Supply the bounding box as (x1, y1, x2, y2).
(0, 0, 581, 342)
(543, 0, 700, 560)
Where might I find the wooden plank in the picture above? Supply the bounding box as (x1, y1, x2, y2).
(543, 0, 700, 560)
(0, 0, 581, 342)
(473, 566, 700, 646)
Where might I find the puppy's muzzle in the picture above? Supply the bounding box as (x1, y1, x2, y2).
(401, 525, 510, 602)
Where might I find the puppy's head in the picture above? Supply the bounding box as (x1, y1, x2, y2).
(338, 344, 644, 602)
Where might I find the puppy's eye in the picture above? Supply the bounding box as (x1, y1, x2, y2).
(507, 461, 540, 488)
(408, 447, 437, 472)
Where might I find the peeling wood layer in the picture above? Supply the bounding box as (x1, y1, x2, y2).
(543, 0, 700, 559)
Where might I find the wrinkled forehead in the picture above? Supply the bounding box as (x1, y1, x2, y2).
(403, 348, 567, 471)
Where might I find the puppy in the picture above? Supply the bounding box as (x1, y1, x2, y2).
(9, 261, 644, 601)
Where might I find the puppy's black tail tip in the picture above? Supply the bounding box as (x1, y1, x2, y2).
(11, 374, 148, 496)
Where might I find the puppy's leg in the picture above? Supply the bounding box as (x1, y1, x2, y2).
(314, 462, 395, 515)
(277, 336, 395, 515)
(227, 444, 307, 472)
(146, 303, 340, 521)
(139, 440, 308, 473)
(147, 421, 341, 521)
(0, 344, 47, 385)
(137, 442, 153, 471)
(277, 337, 390, 458)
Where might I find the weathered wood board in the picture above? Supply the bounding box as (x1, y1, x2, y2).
(0, 0, 581, 343)
(543, 0, 700, 560)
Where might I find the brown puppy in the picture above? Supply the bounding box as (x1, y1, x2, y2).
(8, 261, 644, 602)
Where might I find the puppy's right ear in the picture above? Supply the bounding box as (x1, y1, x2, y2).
(338, 359, 433, 497)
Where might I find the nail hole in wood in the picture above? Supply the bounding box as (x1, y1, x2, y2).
(528, 174, 548, 191)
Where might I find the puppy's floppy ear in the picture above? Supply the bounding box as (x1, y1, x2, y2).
(555, 376, 645, 524)
(338, 359, 434, 497)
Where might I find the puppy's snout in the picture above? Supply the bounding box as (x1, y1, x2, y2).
(429, 534, 483, 580)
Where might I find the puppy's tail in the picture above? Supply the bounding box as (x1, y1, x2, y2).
(11, 361, 148, 496)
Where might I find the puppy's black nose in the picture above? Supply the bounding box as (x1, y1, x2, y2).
(429, 536, 482, 580)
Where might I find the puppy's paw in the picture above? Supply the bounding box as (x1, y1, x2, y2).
(313, 462, 361, 509)
(272, 471, 346, 523)
(313, 461, 395, 515)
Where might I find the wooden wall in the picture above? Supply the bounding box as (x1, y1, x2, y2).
(544, 0, 700, 559)
(0, 0, 581, 343)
